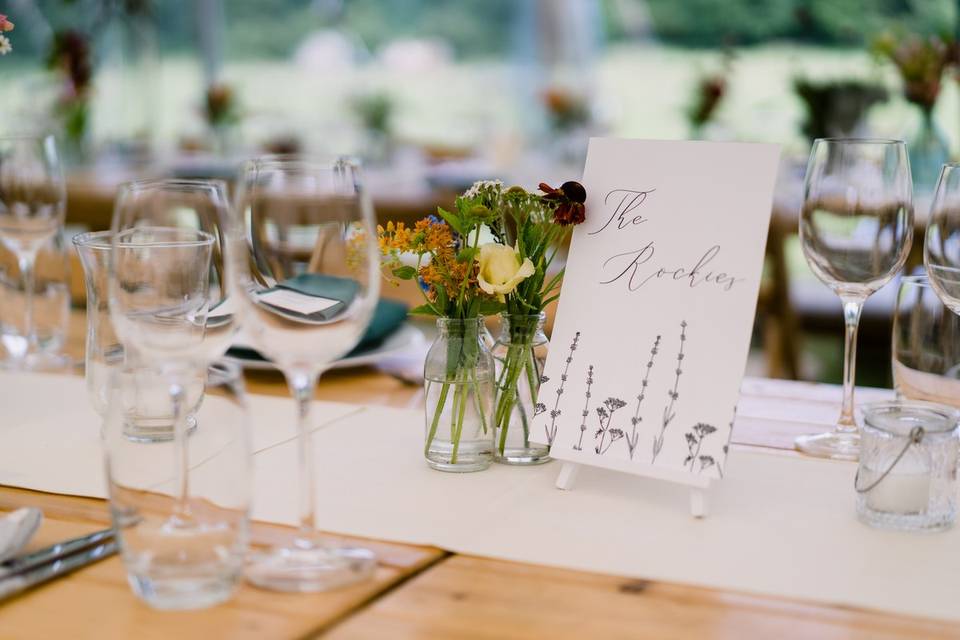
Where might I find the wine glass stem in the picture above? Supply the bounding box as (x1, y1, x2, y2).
(838, 297, 864, 432)
(170, 378, 191, 520)
(17, 252, 37, 354)
(289, 369, 320, 547)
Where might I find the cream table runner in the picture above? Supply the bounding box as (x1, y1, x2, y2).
(2, 372, 956, 623)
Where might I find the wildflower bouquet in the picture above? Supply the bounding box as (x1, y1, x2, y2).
(378, 188, 503, 470)
(377, 178, 586, 469)
(484, 180, 586, 462)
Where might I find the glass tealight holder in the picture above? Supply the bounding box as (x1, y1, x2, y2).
(856, 401, 959, 532)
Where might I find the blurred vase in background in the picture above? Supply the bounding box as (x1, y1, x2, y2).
(910, 112, 950, 194)
(872, 31, 952, 193)
(349, 90, 396, 166)
(203, 83, 241, 157)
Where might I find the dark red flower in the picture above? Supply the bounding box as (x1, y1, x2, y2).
(47, 30, 92, 94)
(539, 180, 586, 226)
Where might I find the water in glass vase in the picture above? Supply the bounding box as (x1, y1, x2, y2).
(423, 318, 495, 472)
(491, 312, 551, 465)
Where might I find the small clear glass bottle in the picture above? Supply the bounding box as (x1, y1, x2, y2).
(491, 312, 551, 465)
(423, 317, 495, 472)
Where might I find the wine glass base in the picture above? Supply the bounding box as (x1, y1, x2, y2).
(794, 430, 860, 460)
(245, 545, 376, 592)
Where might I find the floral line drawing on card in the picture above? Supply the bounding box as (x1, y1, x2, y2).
(573, 364, 594, 451)
(652, 320, 686, 463)
(594, 396, 627, 454)
(545, 331, 580, 445)
(683, 422, 718, 472)
(626, 334, 661, 459)
(717, 407, 736, 478)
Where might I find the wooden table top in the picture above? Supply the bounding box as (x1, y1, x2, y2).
(1, 311, 957, 639)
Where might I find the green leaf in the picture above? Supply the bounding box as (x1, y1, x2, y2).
(435, 284, 449, 310)
(436, 207, 464, 235)
(391, 265, 417, 280)
(478, 299, 506, 315)
(457, 247, 478, 263)
(409, 303, 440, 316)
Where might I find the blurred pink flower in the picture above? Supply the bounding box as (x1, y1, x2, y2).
(0, 15, 14, 32)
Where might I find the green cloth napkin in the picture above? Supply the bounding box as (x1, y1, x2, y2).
(228, 297, 408, 362)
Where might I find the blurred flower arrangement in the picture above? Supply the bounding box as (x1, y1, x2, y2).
(686, 52, 733, 138)
(793, 79, 887, 143)
(203, 82, 241, 154)
(349, 90, 396, 163)
(47, 30, 94, 160)
(350, 91, 395, 137)
(541, 86, 592, 133)
(873, 31, 955, 190)
(0, 14, 14, 56)
(873, 32, 953, 115)
(378, 178, 586, 467)
(204, 83, 240, 128)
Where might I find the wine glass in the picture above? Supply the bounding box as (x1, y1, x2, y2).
(110, 179, 239, 363)
(0, 134, 67, 369)
(924, 163, 960, 316)
(797, 138, 913, 459)
(109, 180, 242, 527)
(233, 156, 380, 592)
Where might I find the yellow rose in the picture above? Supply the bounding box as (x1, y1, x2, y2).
(477, 243, 534, 302)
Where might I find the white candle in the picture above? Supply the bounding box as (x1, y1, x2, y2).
(865, 471, 931, 514)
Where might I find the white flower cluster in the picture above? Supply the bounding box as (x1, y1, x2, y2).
(0, 35, 11, 56)
(463, 179, 503, 200)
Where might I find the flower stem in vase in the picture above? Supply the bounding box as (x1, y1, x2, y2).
(425, 380, 450, 456)
(492, 313, 551, 465)
(423, 317, 494, 472)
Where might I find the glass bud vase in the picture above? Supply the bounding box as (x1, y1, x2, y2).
(909, 109, 949, 193)
(491, 312, 551, 465)
(423, 318, 495, 472)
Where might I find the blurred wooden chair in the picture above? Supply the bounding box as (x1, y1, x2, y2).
(757, 214, 801, 380)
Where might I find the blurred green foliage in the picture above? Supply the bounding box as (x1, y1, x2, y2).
(7, 0, 959, 62)
(640, 0, 956, 47)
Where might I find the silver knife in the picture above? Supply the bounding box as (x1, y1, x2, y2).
(0, 539, 118, 602)
(0, 527, 115, 580)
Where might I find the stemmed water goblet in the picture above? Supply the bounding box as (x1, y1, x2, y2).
(0, 134, 68, 369)
(924, 163, 960, 316)
(233, 156, 380, 592)
(797, 138, 913, 459)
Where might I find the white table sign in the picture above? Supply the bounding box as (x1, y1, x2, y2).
(532, 139, 780, 505)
